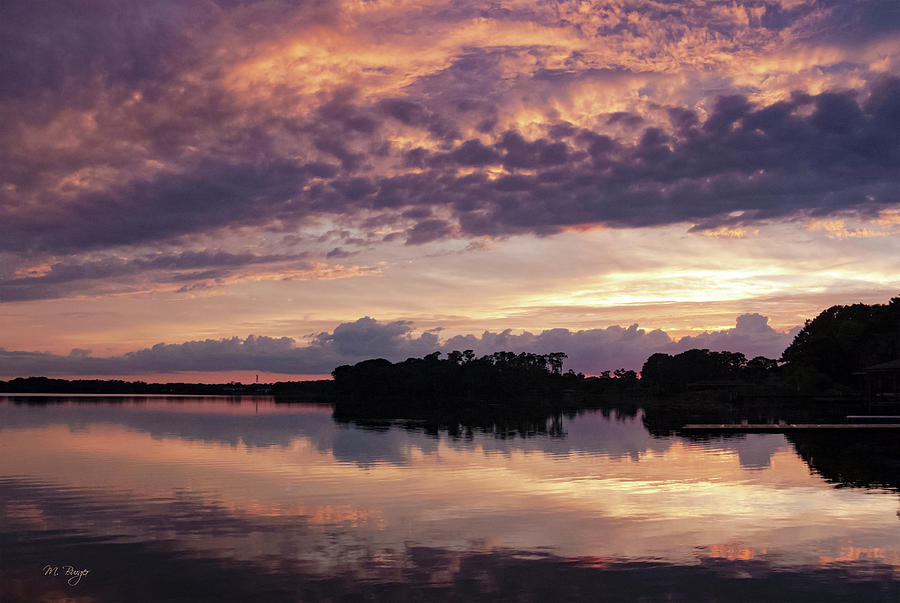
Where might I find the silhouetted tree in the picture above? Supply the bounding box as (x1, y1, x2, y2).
(781, 297, 900, 390)
(330, 350, 580, 414)
(744, 356, 778, 382)
(640, 349, 771, 394)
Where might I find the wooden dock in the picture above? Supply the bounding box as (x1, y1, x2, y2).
(682, 423, 900, 430)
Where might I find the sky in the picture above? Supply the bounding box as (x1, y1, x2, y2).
(2, 0, 900, 381)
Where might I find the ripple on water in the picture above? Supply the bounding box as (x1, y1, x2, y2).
(2, 397, 900, 601)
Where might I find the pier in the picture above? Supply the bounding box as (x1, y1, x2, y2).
(682, 423, 900, 431)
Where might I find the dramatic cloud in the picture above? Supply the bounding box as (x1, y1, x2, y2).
(4, 1, 900, 266)
(0, 251, 311, 302)
(3, 1, 899, 373)
(0, 314, 796, 378)
(441, 313, 797, 374)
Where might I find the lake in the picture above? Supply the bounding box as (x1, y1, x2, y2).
(1, 396, 898, 601)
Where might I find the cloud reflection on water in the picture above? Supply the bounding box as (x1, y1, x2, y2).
(1, 397, 899, 602)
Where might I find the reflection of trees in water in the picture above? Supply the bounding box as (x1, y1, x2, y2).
(639, 398, 864, 438)
(334, 408, 572, 439)
(665, 430, 900, 494)
(640, 401, 900, 492)
(333, 403, 641, 440)
(786, 431, 900, 492)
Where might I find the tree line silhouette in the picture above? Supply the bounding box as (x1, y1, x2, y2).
(640, 350, 777, 395)
(0, 377, 231, 395)
(780, 296, 900, 391)
(4, 296, 900, 402)
(642, 296, 900, 395)
(330, 351, 582, 413)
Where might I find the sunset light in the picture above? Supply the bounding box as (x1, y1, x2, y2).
(3, 1, 900, 380)
(4, 4, 900, 601)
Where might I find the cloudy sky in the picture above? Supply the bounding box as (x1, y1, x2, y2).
(3, 0, 900, 380)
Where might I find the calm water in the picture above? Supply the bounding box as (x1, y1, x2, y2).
(1, 396, 899, 602)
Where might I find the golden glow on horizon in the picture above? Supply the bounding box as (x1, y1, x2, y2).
(4, 225, 899, 361)
(514, 269, 786, 309)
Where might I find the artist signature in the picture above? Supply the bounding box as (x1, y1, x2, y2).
(43, 564, 90, 586)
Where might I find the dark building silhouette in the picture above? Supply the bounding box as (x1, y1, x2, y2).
(856, 359, 900, 401)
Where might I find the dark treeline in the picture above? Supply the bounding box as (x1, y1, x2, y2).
(0, 376, 332, 397)
(330, 296, 900, 431)
(787, 431, 900, 491)
(0, 376, 228, 395)
(334, 409, 580, 440)
(331, 351, 582, 413)
(640, 350, 778, 395)
(329, 350, 642, 431)
(350, 295, 900, 406)
(780, 296, 900, 391)
(5, 296, 900, 409)
(0, 376, 338, 399)
(642, 296, 900, 396)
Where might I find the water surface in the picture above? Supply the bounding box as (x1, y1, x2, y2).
(1, 396, 898, 601)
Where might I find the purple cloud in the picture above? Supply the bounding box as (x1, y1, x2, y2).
(0, 314, 795, 377)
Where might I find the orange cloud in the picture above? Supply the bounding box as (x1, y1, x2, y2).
(806, 218, 900, 239)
